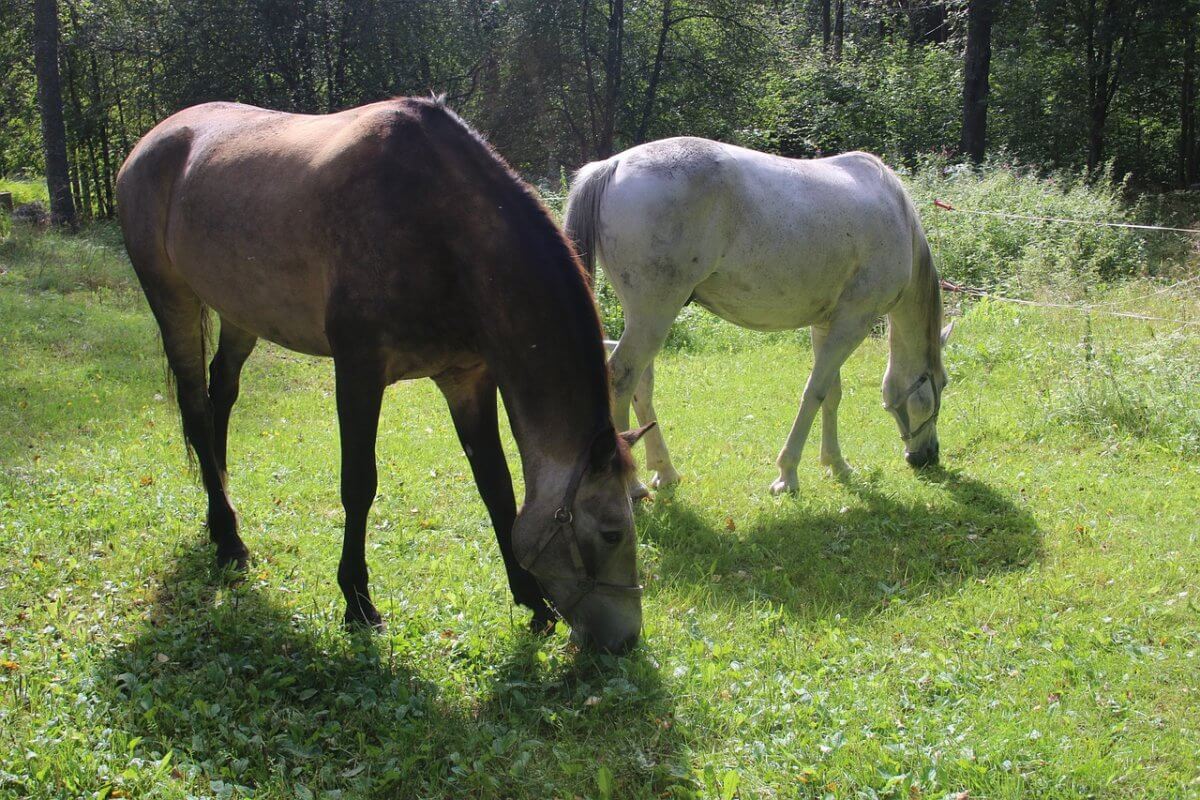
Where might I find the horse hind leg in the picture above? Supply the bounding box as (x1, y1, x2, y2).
(811, 327, 852, 478)
(209, 319, 258, 477)
(608, 305, 682, 499)
(630, 359, 681, 488)
(142, 282, 250, 568)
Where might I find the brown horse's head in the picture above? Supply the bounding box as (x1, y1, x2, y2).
(513, 424, 653, 653)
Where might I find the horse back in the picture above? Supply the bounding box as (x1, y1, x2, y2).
(597, 139, 919, 330)
(118, 99, 597, 382)
(117, 101, 473, 360)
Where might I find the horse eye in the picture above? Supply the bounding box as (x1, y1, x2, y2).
(601, 529, 623, 545)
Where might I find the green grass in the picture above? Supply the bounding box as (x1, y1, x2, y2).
(1, 228, 1199, 799)
(0, 177, 48, 207)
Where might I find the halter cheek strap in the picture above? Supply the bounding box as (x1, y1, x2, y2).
(517, 428, 644, 619)
(884, 373, 942, 442)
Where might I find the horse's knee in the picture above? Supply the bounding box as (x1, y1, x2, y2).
(824, 381, 842, 406)
(340, 475, 377, 517)
(611, 359, 641, 398)
(802, 388, 827, 409)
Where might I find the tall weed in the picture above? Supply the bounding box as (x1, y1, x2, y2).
(906, 156, 1195, 295)
(1050, 321, 1200, 456)
(0, 221, 134, 296)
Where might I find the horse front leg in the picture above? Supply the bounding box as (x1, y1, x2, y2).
(435, 368, 554, 631)
(772, 317, 871, 494)
(811, 327, 852, 478)
(333, 353, 386, 630)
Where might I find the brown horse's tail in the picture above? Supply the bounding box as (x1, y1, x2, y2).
(563, 157, 619, 286)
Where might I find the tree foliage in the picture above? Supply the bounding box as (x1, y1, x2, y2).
(1, 0, 1197, 221)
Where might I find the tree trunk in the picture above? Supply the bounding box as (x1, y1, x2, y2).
(32, 0, 76, 228)
(597, 0, 625, 158)
(961, 0, 993, 163)
(636, 0, 672, 141)
(833, 0, 845, 61)
(822, 0, 831, 54)
(1084, 0, 1134, 175)
(1182, 6, 1198, 186)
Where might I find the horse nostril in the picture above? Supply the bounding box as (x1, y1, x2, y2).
(905, 449, 934, 469)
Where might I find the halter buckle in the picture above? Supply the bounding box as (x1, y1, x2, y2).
(554, 507, 574, 524)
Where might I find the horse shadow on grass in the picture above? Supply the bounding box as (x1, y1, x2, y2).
(94, 541, 689, 798)
(640, 465, 1042, 618)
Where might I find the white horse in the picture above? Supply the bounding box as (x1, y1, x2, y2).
(566, 137, 952, 496)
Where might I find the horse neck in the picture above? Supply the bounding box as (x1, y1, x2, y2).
(886, 269, 940, 380)
(481, 260, 612, 501)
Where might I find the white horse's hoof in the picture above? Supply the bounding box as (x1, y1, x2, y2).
(823, 458, 853, 478)
(650, 468, 681, 489)
(770, 475, 798, 495)
(629, 480, 652, 501)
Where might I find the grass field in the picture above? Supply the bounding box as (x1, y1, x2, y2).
(1, 223, 1199, 799)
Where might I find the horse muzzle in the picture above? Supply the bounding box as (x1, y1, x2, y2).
(566, 593, 642, 654)
(905, 441, 939, 469)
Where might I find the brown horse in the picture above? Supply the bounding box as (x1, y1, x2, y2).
(116, 97, 649, 652)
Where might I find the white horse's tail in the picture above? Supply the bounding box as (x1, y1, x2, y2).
(563, 158, 619, 284)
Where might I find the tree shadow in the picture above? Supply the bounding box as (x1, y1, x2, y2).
(640, 465, 1042, 617)
(93, 540, 688, 798)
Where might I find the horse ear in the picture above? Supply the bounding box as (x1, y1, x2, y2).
(619, 422, 656, 448)
(940, 320, 955, 347)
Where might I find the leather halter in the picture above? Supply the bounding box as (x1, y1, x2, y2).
(884, 372, 942, 442)
(517, 427, 644, 619)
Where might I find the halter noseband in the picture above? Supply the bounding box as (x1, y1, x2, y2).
(884, 372, 942, 442)
(516, 427, 643, 619)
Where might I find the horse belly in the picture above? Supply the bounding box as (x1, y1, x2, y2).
(691, 267, 843, 331)
(168, 236, 334, 357)
(164, 168, 336, 355)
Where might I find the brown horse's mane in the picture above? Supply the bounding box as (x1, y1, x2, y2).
(404, 94, 585, 269)
(400, 95, 624, 460)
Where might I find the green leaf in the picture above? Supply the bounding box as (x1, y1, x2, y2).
(597, 764, 614, 800)
(721, 769, 740, 800)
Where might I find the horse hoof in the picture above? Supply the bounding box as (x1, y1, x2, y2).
(629, 481, 651, 501)
(529, 612, 557, 636)
(769, 476, 798, 495)
(215, 547, 250, 572)
(344, 606, 385, 632)
(823, 459, 853, 479)
(650, 469, 681, 489)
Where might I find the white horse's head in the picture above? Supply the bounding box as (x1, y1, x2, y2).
(883, 320, 953, 468)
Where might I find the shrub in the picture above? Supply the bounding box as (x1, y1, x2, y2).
(903, 156, 1192, 296)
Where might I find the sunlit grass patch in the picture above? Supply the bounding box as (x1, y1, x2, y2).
(0, 229, 1198, 799)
